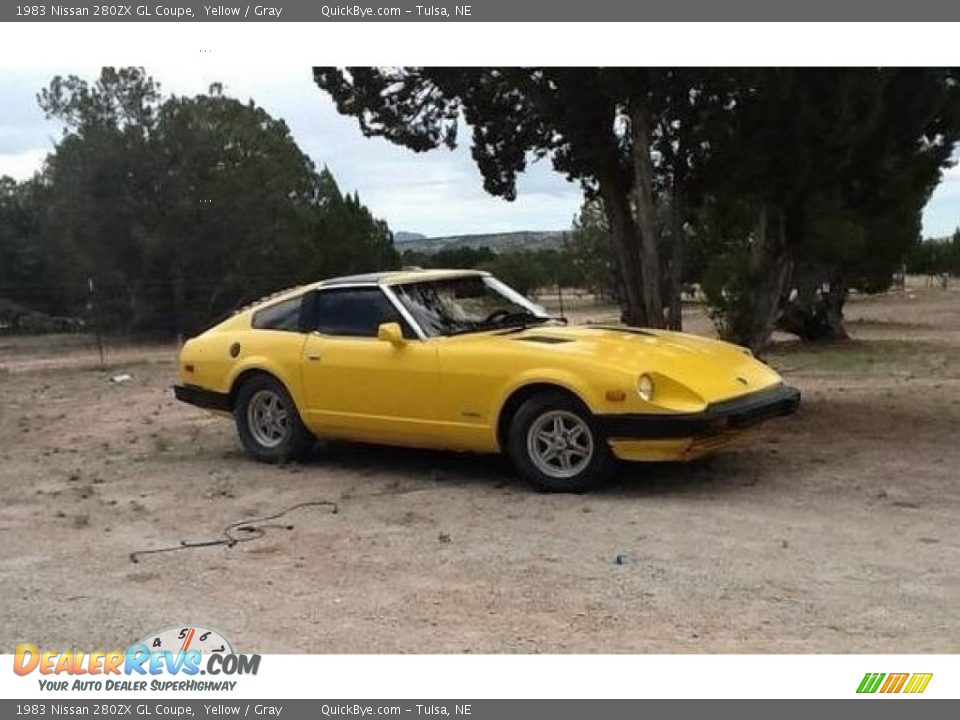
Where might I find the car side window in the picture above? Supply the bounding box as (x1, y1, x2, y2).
(315, 288, 415, 338)
(251, 295, 303, 332)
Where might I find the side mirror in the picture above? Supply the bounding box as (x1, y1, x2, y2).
(377, 322, 406, 346)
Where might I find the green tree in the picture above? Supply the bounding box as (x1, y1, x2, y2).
(29, 68, 398, 337)
(907, 231, 960, 276)
(313, 68, 716, 328)
(479, 251, 548, 296)
(778, 70, 960, 339)
(312, 67, 753, 334)
(568, 199, 617, 298)
(148, 89, 320, 334)
(316, 67, 960, 350)
(0, 177, 54, 314)
(37, 72, 162, 326)
(401, 245, 496, 269)
(702, 68, 960, 348)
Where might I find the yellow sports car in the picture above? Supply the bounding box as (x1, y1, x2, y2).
(175, 269, 799, 492)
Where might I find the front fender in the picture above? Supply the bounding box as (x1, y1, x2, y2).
(494, 367, 612, 418)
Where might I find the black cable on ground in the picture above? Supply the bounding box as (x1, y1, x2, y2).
(128, 500, 339, 563)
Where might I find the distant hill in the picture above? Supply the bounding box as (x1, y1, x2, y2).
(395, 230, 570, 255)
(394, 231, 427, 243)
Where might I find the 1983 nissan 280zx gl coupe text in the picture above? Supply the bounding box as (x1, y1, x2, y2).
(174, 269, 800, 492)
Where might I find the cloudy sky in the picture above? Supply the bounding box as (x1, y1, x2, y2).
(1, 66, 958, 239)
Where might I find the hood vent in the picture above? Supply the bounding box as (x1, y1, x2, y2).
(516, 336, 574, 345)
(588, 325, 656, 337)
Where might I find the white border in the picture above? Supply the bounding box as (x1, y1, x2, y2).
(2, 17, 958, 703)
(1, 654, 956, 699)
(1, 22, 960, 66)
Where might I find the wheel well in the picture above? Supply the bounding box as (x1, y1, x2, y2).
(496, 383, 589, 452)
(229, 368, 278, 409)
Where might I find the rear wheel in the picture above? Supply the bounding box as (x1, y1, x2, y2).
(507, 392, 613, 493)
(233, 374, 314, 463)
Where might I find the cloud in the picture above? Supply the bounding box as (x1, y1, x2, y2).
(0, 148, 48, 180)
(0, 66, 580, 236)
(922, 160, 960, 238)
(0, 70, 62, 160)
(1, 66, 954, 238)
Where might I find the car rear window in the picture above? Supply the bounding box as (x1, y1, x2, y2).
(252, 295, 303, 332)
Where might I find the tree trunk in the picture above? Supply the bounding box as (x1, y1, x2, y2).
(821, 281, 849, 339)
(666, 185, 685, 331)
(629, 103, 665, 328)
(733, 205, 793, 353)
(598, 178, 647, 327)
(778, 273, 849, 341)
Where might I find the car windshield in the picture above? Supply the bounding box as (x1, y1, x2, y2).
(392, 275, 550, 337)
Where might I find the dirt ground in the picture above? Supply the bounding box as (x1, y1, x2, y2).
(1, 281, 958, 653)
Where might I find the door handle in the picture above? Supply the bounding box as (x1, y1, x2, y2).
(306, 353, 322, 361)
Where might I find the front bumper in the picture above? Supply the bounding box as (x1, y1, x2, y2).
(173, 384, 232, 412)
(597, 383, 801, 441)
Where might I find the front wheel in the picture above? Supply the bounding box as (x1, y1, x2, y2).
(507, 392, 614, 493)
(234, 374, 314, 463)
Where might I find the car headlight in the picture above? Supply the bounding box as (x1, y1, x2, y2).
(638, 373, 654, 402)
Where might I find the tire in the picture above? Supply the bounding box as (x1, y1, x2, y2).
(233, 373, 314, 463)
(507, 391, 614, 493)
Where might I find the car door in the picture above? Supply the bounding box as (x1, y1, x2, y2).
(299, 286, 443, 445)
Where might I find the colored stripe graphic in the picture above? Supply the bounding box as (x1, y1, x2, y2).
(903, 674, 933, 694)
(857, 672, 932, 694)
(880, 673, 909, 693)
(857, 673, 886, 694)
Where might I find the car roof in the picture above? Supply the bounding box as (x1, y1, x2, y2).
(318, 268, 488, 287)
(238, 269, 490, 315)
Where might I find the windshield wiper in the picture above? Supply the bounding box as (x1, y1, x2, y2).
(446, 325, 486, 336)
(486, 312, 544, 330)
(496, 317, 570, 335)
(445, 313, 562, 337)
(445, 313, 537, 336)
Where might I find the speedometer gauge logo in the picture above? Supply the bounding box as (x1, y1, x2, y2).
(137, 625, 235, 654)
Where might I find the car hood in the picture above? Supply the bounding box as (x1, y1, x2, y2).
(448, 324, 783, 405)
